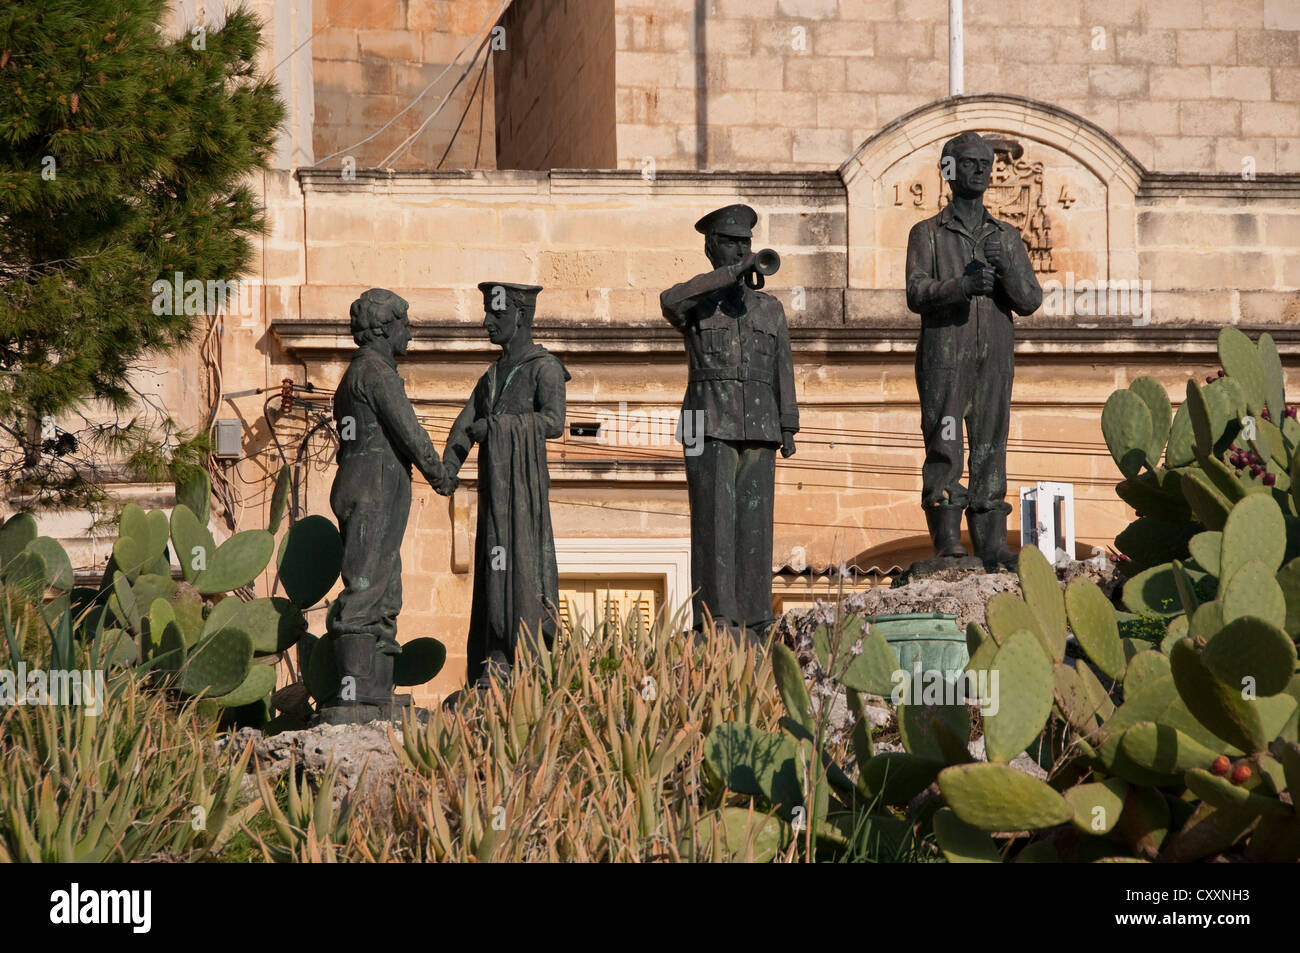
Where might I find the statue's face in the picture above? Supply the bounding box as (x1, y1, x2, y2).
(705, 232, 751, 270)
(387, 313, 412, 356)
(949, 142, 994, 198)
(484, 302, 520, 346)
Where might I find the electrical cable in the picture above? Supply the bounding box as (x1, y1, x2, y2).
(378, 15, 499, 168)
(316, 0, 510, 168)
(435, 44, 492, 170)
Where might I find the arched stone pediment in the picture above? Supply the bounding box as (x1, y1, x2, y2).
(840, 95, 1144, 292)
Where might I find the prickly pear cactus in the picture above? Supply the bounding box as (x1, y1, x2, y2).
(705, 489, 1300, 861)
(1102, 328, 1300, 574)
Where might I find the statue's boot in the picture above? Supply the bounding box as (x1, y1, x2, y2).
(968, 508, 1016, 570)
(926, 504, 968, 558)
(335, 633, 396, 707)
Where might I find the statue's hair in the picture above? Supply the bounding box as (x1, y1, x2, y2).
(349, 288, 408, 345)
(940, 130, 994, 167)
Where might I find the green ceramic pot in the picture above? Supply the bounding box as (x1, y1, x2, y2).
(870, 612, 968, 677)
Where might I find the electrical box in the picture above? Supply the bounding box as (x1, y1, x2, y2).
(213, 418, 243, 460)
(1020, 481, 1075, 564)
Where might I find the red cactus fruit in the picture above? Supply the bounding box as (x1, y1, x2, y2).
(1217, 368, 1226, 378)
(1211, 755, 1230, 776)
(1231, 763, 1252, 785)
(1264, 473, 1277, 487)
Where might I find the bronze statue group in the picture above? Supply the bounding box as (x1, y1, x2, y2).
(321, 131, 1042, 720)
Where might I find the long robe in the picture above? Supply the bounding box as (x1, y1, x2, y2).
(444, 345, 569, 683)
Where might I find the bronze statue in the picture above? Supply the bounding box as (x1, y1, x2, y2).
(660, 204, 798, 640)
(324, 288, 455, 724)
(443, 282, 569, 687)
(905, 131, 1043, 569)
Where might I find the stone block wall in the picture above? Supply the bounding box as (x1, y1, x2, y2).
(312, 0, 499, 170)
(611, 0, 1300, 173)
(495, 0, 618, 169)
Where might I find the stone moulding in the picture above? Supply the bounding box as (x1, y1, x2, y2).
(270, 318, 1300, 361)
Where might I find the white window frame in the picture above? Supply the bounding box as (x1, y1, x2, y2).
(554, 537, 693, 630)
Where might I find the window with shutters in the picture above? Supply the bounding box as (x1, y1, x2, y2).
(558, 574, 666, 642)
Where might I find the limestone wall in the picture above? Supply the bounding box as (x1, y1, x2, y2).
(311, 0, 499, 170)
(495, 0, 618, 169)
(611, 0, 1300, 173)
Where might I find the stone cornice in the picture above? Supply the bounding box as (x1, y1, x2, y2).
(1136, 173, 1300, 201)
(295, 163, 1300, 202)
(271, 317, 1300, 361)
(296, 167, 845, 199)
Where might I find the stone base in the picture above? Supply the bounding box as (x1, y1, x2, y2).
(893, 555, 1006, 588)
(314, 693, 413, 726)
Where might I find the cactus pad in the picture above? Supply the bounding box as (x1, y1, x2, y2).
(1129, 377, 1173, 464)
(1102, 389, 1154, 478)
(1185, 768, 1291, 817)
(1221, 493, 1285, 579)
(1170, 638, 1279, 754)
(1165, 402, 1196, 468)
(1063, 778, 1127, 835)
(1124, 650, 1171, 693)
(175, 470, 211, 526)
(937, 763, 1073, 831)
(1203, 615, 1296, 697)
(984, 630, 1054, 763)
(1187, 531, 1222, 576)
(1120, 721, 1220, 774)
(275, 515, 343, 609)
(1065, 577, 1125, 679)
(1220, 560, 1287, 628)
(985, 592, 1041, 647)
(212, 663, 277, 709)
(393, 637, 447, 686)
(704, 722, 801, 811)
(932, 807, 1002, 862)
(203, 595, 306, 656)
(772, 642, 814, 735)
(860, 752, 945, 806)
(0, 512, 38, 570)
(179, 627, 254, 698)
(1181, 469, 1232, 530)
(22, 537, 73, 591)
(193, 530, 275, 595)
(169, 504, 215, 585)
(1217, 326, 1267, 417)
(1018, 545, 1067, 661)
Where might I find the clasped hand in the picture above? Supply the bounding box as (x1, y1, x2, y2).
(961, 261, 996, 298)
(433, 470, 459, 496)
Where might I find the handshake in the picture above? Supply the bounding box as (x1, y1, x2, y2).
(433, 468, 459, 497)
(428, 416, 491, 496)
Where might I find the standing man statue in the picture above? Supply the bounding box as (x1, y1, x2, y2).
(905, 131, 1043, 569)
(443, 282, 569, 688)
(661, 204, 799, 641)
(325, 288, 456, 724)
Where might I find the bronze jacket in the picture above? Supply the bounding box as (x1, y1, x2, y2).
(660, 268, 799, 445)
(905, 204, 1042, 363)
(333, 348, 445, 489)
